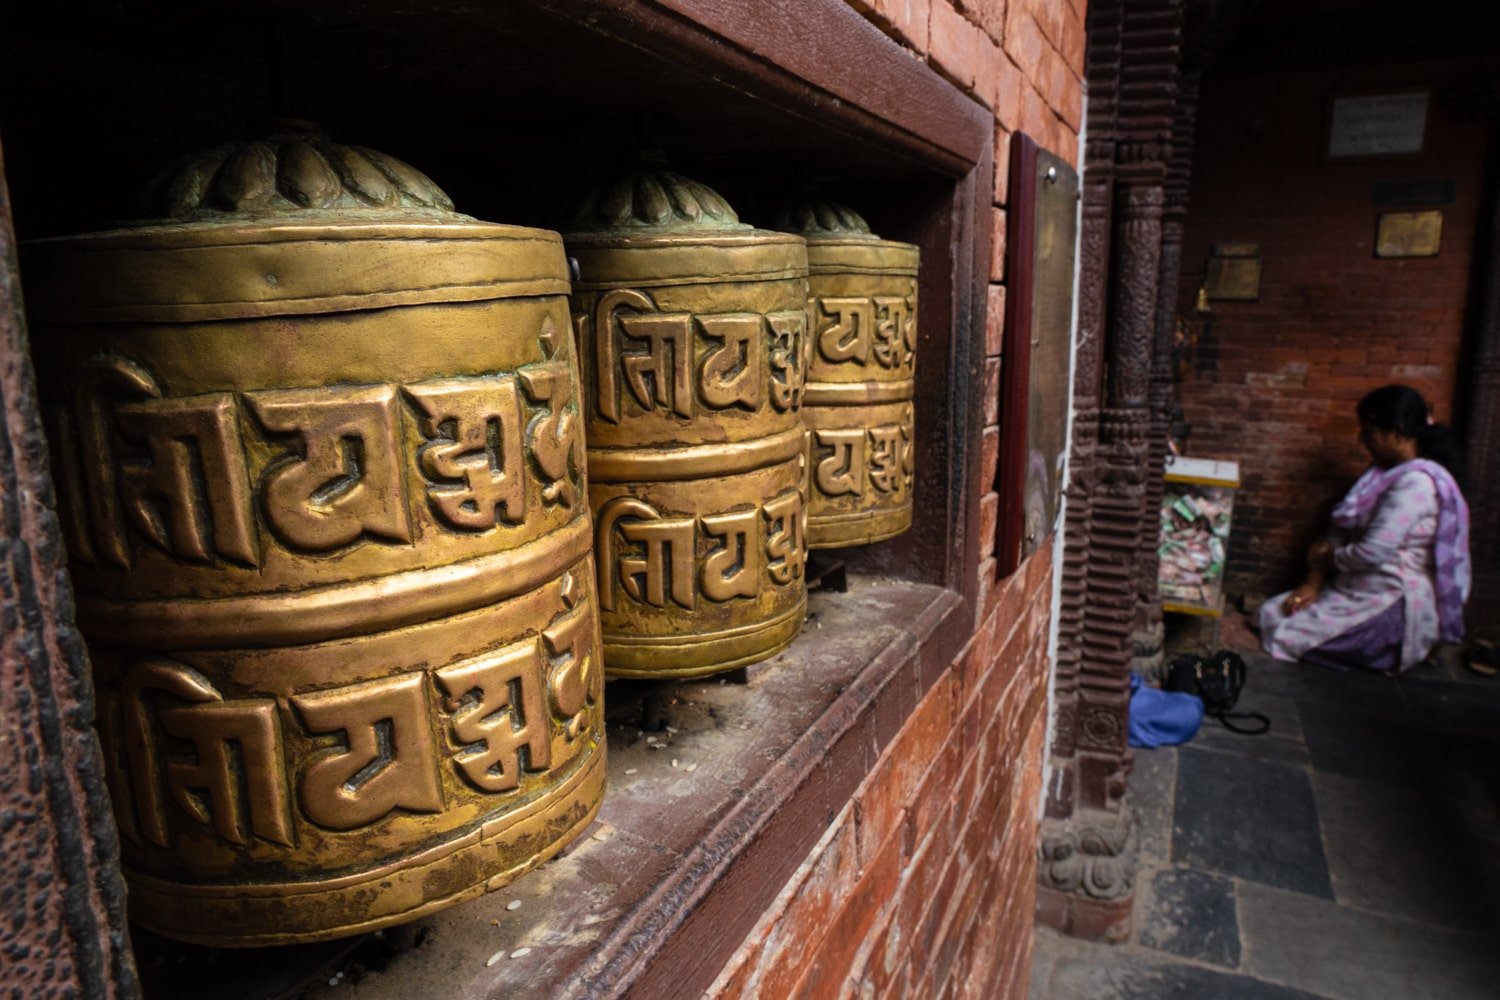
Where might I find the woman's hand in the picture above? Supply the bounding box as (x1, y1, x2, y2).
(1283, 582, 1321, 615)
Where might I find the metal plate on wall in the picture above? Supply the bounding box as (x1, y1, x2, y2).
(1376, 209, 1443, 257)
(997, 132, 1078, 574)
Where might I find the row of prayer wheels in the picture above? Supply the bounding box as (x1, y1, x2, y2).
(20, 122, 919, 946)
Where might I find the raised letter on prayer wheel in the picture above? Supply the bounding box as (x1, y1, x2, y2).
(565, 162, 810, 678)
(21, 122, 604, 946)
(764, 198, 919, 548)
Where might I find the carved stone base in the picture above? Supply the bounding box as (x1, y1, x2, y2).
(1036, 884, 1135, 942)
(1036, 806, 1137, 941)
(1130, 620, 1165, 681)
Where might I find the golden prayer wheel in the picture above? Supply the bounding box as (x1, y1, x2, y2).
(564, 161, 810, 678)
(21, 121, 605, 946)
(764, 197, 919, 548)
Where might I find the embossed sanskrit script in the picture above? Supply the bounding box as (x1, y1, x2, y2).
(100, 584, 598, 850)
(813, 294, 916, 371)
(595, 490, 806, 611)
(59, 351, 582, 569)
(584, 289, 807, 422)
(811, 408, 916, 500)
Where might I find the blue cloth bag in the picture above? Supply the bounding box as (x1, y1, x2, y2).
(1127, 672, 1203, 748)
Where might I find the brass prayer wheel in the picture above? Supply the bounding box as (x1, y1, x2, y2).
(564, 161, 810, 678)
(22, 121, 605, 946)
(765, 197, 918, 548)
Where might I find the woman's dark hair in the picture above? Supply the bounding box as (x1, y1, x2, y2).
(1357, 384, 1465, 487)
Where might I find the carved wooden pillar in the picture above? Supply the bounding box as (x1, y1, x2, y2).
(0, 146, 139, 997)
(1044, 0, 1121, 829)
(1038, 0, 1184, 943)
(1132, 68, 1201, 676)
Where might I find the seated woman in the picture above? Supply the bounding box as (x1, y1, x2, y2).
(1257, 385, 1470, 673)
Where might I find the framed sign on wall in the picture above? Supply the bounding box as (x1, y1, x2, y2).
(1327, 91, 1429, 158)
(997, 132, 1079, 576)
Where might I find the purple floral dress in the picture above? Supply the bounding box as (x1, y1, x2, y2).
(1257, 460, 1470, 673)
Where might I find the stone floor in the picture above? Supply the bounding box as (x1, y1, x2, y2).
(1030, 646, 1500, 1000)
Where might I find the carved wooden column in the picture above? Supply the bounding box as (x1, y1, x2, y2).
(1043, 0, 1120, 830)
(1132, 68, 1200, 676)
(1037, 0, 1134, 941)
(1038, 0, 1185, 942)
(0, 146, 139, 997)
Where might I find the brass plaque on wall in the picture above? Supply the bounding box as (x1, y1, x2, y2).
(1204, 243, 1262, 301)
(997, 133, 1078, 574)
(1376, 210, 1442, 258)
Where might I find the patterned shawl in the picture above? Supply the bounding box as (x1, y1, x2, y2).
(1332, 459, 1471, 642)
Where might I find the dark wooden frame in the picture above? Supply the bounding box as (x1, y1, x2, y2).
(0, 0, 996, 993)
(997, 131, 1040, 578)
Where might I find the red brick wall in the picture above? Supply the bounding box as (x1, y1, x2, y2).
(710, 0, 1083, 995)
(1176, 63, 1489, 596)
(709, 549, 1054, 998)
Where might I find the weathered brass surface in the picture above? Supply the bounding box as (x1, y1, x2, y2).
(765, 198, 918, 548)
(1019, 150, 1079, 556)
(21, 123, 604, 946)
(565, 163, 809, 678)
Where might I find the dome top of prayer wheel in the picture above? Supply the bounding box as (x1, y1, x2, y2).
(762, 192, 879, 240)
(134, 118, 462, 223)
(563, 154, 751, 235)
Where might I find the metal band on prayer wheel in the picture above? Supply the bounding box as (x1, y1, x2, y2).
(22, 122, 604, 946)
(565, 162, 810, 678)
(765, 198, 919, 548)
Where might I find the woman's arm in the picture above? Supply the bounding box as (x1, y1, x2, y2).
(1333, 470, 1437, 574)
(1283, 547, 1331, 614)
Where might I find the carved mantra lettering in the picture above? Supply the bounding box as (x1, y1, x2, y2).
(813, 295, 915, 370)
(812, 407, 916, 499)
(63, 345, 580, 567)
(586, 289, 805, 423)
(102, 589, 598, 849)
(595, 490, 805, 612)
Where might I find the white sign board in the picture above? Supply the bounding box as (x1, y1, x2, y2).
(1328, 92, 1428, 158)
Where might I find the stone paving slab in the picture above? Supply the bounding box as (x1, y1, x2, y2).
(1173, 748, 1333, 899)
(1299, 701, 1450, 789)
(1138, 867, 1241, 968)
(1193, 722, 1312, 767)
(1035, 928, 1328, 1000)
(1130, 746, 1177, 866)
(1312, 771, 1500, 932)
(1033, 652, 1500, 1000)
(1237, 881, 1500, 1000)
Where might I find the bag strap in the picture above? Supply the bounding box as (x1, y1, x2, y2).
(1213, 650, 1247, 713)
(1213, 710, 1271, 735)
(1207, 650, 1269, 735)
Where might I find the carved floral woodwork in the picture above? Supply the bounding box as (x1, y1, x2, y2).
(765, 195, 918, 548)
(1040, 0, 1189, 939)
(565, 162, 810, 678)
(20, 122, 605, 947)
